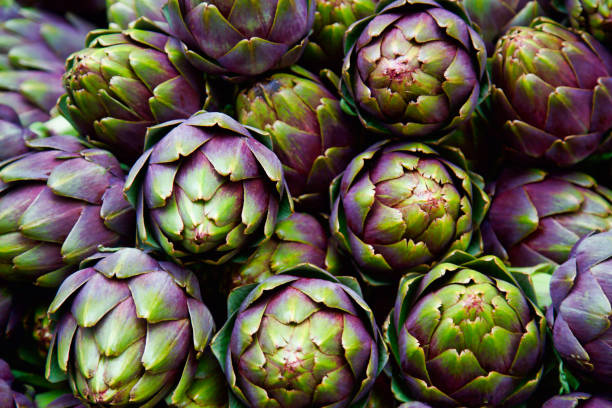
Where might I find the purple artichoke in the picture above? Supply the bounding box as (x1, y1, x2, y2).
(543, 393, 612, 408)
(211, 264, 388, 407)
(341, 0, 487, 139)
(236, 66, 360, 212)
(483, 168, 612, 267)
(0, 104, 34, 162)
(125, 111, 287, 266)
(386, 251, 546, 407)
(330, 141, 489, 284)
(567, 0, 612, 45)
(165, 0, 315, 77)
(550, 230, 612, 384)
(61, 26, 219, 164)
(46, 248, 216, 407)
(0, 5, 92, 126)
(492, 18, 612, 166)
(107, 0, 167, 29)
(0, 135, 135, 286)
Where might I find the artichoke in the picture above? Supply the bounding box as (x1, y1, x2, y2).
(44, 394, 87, 408)
(386, 251, 546, 407)
(107, 0, 166, 29)
(211, 264, 388, 408)
(543, 393, 612, 407)
(492, 18, 612, 167)
(567, 0, 612, 45)
(330, 141, 489, 284)
(0, 5, 92, 125)
(301, 0, 378, 72)
(0, 135, 135, 286)
(482, 168, 612, 267)
(230, 212, 344, 289)
(398, 403, 433, 408)
(61, 26, 218, 163)
(15, 0, 106, 25)
(458, 0, 545, 54)
(236, 66, 359, 211)
(45, 248, 216, 407)
(550, 230, 612, 384)
(0, 359, 34, 408)
(341, 0, 487, 139)
(125, 111, 287, 266)
(165, 0, 315, 77)
(165, 350, 229, 408)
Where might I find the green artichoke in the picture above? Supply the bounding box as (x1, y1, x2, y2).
(0, 136, 135, 286)
(482, 168, 612, 267)
(386, 251, 546, 407)
(211, 264, 388, 408)
(236, 66, 359, 212)
(165, 350, 229, 408)
(124, 111, 287, 266)
(567, 0, 612, 44)
(492, 18, 612, 167)
(550, 230, 612, 384)
(330, 141, 489, 284)
(341, 0, 487, 139)
(301, 0, 378, 72)
(107, 0, 166, 29)
(46, 248, 216, 407)
(0, 5, 92, 125)
(61, 26, 219, 163)
(543, 393, 612, 407)
(458, 0, 545, 54)
(0, 359, 35, 408)
(230, 212, 344, 289)
(165, 0, 315, 77)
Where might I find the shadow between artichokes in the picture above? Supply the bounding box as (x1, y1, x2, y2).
(211, 264, 388, 408)
(340, 0, 488, 139)
(385, 251, 547, 407)
(124, 111, 289, 266)
(330, 141, 489, 285)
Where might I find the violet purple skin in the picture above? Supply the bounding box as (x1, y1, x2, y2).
(550, 230, 612, 385)
(165, 0, 315, 77)
(0, 359, 34, 408)
(482, 167, 612, 267)
(46, 248, 215, 407)
(492, 18, 612, 166)
(0, 135, 135, 287)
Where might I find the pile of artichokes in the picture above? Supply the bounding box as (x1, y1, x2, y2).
(0, 0, 611, 407)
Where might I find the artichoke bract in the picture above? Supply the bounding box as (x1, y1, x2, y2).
(567, 0, 612, 45)
(165, 349, 229, 408)
(231, 212, 344, 289)
(0, 5, 92, 125)
(61, 26, 217, 164)
(482, 168, 612, 267)
(165, 0, 315, 77)
(550, 230, 612, 385)
(543, 393, 612, 407)
(458, 0, 545, 54)
(45, 248, 216, 408)
(0, 104, 34, 162)
(0, 136, 134, 287)
(236, 66, 359, 212)
(492, 18, 612, 167)
(330, 141, 489, 284)
(341, 0, 487, 139)
(386, 251, 546, 407)
(301, 0, 378, 72)
(107, 0, 167, 29)
(0, 359, 35, 408)
(125, 112, 287, 266)
(211, 264, 387, 408)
